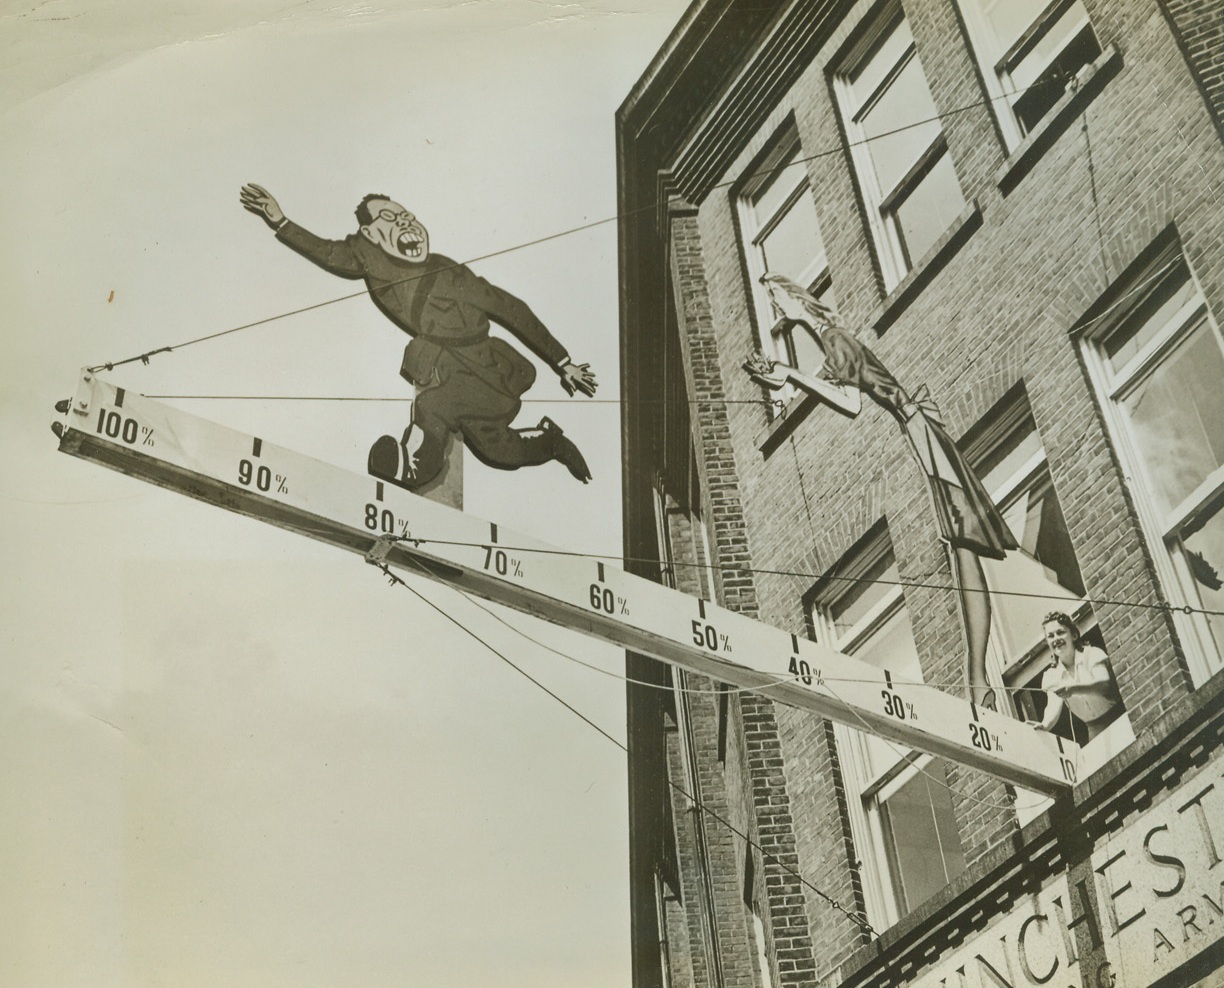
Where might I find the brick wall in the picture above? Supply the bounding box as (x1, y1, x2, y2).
(1158, 0, 1224, 139)
(628, 0, 1224, 984)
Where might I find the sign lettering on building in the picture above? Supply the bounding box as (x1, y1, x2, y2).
(911, 758, 1224, 988)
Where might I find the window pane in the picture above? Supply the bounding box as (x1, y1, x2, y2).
(760, 191, 827, 283)
(977, 417, 1042, 492)
(978, 0, 1040, 54)
(986, 480, 1084, 658)
(893, 152, 966, 264)
(848, 17, 914, 108)
(1181, 503, 1224, 657)
(1103, 266, 1197, 372)
(878, 762, 967, 912)
(1122, 322, 1224, 517)
(1020, 475, 1085, 596)
(860, 54, 941, 195)
(750, 147, 805, 224)
(974, 411, 1086, 661)
(1008, 2, 1092, 90)
(830, 557, 900, 633)
(854, 607, 923, 777)
(1011, 22, 1100, 134)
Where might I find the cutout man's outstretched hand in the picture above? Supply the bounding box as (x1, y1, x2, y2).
(560, 362, 598, 397)
(240, 184, 285, 229)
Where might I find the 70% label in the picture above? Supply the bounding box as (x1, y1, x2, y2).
(483, 547, 525, 579)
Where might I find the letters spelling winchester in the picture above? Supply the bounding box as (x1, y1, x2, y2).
(910, 757, 1223, 988)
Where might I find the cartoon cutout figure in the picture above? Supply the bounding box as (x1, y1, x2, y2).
(744, 273, 1018, 710)
(240, 184, 597, 490)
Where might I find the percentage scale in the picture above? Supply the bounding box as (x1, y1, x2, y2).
(56, 371, 1079, 795)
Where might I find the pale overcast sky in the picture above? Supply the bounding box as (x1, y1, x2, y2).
(0, 2, 690, 985)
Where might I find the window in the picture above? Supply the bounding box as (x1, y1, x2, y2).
(743, 851, 774, 988)
(957, 0, 1102, 148)
(808, 532, 966, 929)
(835, 7, 967, 288)
(738, 131, 836, 397)
(967, 399, 1088, 702)
(1081, 246, 1224, 684)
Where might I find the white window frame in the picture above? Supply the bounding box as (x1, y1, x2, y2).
(809, 536, 962, 930)
(653, 869, 675, 988)
(964, 400, 1135, 822)
(742, 850, 775, 988)
(737, 130, 833, 406)
(1080, 250, 1224, 686)
(968, 402, 1090, 707)
(833, 5, 965, 290)
(956, 0, 1099, 149)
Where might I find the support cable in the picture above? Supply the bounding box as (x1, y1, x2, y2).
(412, 558, 1060, 698)
(356, 536, 1224, 619)
(86, 73, 1088, 375)
(373, 555, 876, 937)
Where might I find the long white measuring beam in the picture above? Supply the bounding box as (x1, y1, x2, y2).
(54, 369, 1079, 795)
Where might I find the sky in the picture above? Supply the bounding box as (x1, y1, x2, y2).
(0, 2, 691, 985)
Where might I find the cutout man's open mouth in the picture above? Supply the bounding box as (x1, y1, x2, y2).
(397, 233, 424, 258)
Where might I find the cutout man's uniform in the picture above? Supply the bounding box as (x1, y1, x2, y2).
(276, 220, 588, 487)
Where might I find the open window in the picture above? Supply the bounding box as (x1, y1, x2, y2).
(957, 0, 1103, 149)
(965, 393, 1132, 818)
(807, 529, 966, 930)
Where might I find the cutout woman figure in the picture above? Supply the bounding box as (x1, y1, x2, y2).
(744, 273, 1018, 710)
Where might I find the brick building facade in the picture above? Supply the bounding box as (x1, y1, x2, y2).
(617, 2, 1224, 987)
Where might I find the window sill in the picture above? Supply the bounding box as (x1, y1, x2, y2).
(755, 390, 818, 455)
(1012, 714, 1136, 827)
(870, 200, 983, 337)
(995, 43, 1123, 195)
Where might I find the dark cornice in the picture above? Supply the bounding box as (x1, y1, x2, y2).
(670, 0, 852, 203)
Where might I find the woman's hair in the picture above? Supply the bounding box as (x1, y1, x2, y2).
(1042, 610, 1078, 643)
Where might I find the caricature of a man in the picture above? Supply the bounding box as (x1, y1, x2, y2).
(240, 184, 597, 489)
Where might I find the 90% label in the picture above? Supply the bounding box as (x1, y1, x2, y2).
(238, 459, 288, 494)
